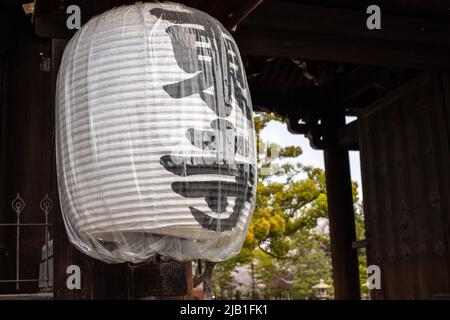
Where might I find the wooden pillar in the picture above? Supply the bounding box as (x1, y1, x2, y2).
(323, 114, 361, 300)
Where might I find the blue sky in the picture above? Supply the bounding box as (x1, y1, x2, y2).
(260, 120, 363, 199)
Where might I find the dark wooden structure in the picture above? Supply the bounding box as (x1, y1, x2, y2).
(1, 0, 450, 299)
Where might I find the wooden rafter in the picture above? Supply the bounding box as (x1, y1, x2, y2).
(235, 1, 450, 70)
(33, 0, 263, 37)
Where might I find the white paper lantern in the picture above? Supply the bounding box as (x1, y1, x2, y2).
(56, 2, 257, 263)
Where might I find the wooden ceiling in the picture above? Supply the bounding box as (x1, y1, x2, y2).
(28, 0, 450, 70)
(13, 1, 450, 118)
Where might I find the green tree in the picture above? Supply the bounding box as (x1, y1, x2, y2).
(244, 114, 328, 260)
(213, 258, 238, 299)
(355, 203, 369, 297)
(213, 113, 367, 299)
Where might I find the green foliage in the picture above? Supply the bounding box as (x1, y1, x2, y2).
(246, 114, 328, 259)
(213, 113, 367, 300)
(213, 258, 239, 299)
(291, 231, 333, 299)
(355, 203, 368, 296)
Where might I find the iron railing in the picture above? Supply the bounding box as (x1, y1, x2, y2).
(0, 193, 53, 292)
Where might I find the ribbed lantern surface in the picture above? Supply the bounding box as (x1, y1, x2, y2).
(56, 2, 256, 263)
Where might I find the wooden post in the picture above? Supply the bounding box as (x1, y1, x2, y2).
(323, 114, 361, 300)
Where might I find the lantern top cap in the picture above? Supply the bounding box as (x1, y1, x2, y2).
(312, 279, 331, 289)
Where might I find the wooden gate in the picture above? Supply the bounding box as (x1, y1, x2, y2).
(359, 72, 450, 299)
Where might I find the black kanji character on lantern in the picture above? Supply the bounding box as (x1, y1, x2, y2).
(153, 7, 255, 231)
(150, 8, 252, 120)
(160, 119, 255, 231)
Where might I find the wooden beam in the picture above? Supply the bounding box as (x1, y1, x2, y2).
(337, 66, 397, 105)
(235, 2, 450, 70)
(185, 0, 264, 31)
(352, 239, 368, 249)
(222, 0, 264, 31)
(358, 72, 429, 119)
(250, 82, 334, 115)
(336, 120, 359, 150)
(35, 0, 136, 38)
(34, 0, 263, 37)
(128, 260, 191, 299)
